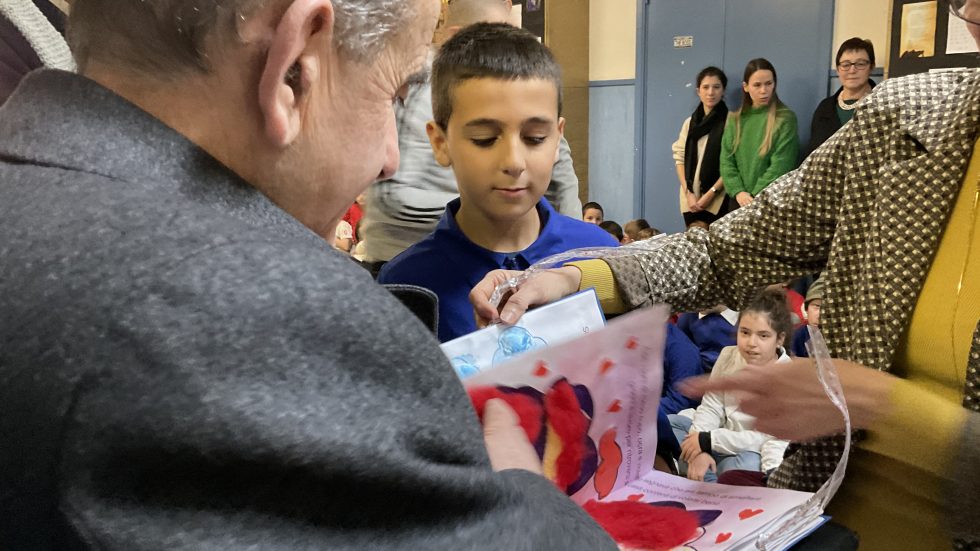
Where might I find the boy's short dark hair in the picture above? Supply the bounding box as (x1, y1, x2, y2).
(598, 220, 623, 242)
(836, 37, 875, 67)
(583, 201, 603, 214)
(431, 22, 563, 129)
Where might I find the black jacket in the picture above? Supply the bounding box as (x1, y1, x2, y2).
(804, 80, 876, 157)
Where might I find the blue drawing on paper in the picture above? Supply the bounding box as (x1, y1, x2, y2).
(492, 326, 547, 366)
(451, 354, 481, 379)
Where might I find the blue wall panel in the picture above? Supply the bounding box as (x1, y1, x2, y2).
(588, 82, 636, 226)
(635, 0, 835, 234)
(638, 0, 727, 234)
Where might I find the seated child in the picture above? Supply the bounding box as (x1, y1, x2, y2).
(598, 220, 623, 242)
(622, 218, 651, 244)
(582, 201, 604, 224)
(791, 276, 824, 357)
(378, 23, 617, 342)
(668, 288, 791, 483)
(675, 305, 738, 373)
(636, 227, 662, 240)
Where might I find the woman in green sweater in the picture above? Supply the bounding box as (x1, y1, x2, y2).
(721, 58, 799, 207)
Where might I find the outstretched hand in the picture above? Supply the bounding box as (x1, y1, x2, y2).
(469, 266, 582, 328)
(680, 357, 894, 442)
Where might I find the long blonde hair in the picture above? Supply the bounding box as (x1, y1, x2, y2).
(730, 58, 785, 158)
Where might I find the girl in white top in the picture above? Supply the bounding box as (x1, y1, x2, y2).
(670, 287, 793, 482)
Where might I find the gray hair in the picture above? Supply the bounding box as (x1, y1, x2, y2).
(68, 0, 415, 75)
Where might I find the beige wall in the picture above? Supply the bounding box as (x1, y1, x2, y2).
(589, 0, 636, 81)
(834, 0, 891, 70)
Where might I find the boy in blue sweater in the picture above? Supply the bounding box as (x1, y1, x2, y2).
(379, 23, 617, 342)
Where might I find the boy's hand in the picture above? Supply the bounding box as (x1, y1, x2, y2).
(482, 399, 543, 474)
(736, 191, 754, 207)
(470, 266, 582, 327)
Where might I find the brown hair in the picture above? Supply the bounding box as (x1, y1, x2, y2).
(738, 287, 793, 343)
(431, 22, 562, 129)
(730, 58, 788, 158)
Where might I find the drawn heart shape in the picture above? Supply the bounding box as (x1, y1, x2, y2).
(599, 358, 615, 375)
(625, 337, 638, 350)
(738, 508, 764, 520)
(626, 494, 644, 502)
(533, 361, 550, 377)
(607, 400, 622, 413)
(715, 532, 733, 544)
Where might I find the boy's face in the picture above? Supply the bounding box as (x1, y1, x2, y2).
(583, 208, 603, 224)
(806, 299, 822, 326)
(427, 77, 564, 224)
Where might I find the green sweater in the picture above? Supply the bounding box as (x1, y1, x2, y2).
(720, 105, 799, 197)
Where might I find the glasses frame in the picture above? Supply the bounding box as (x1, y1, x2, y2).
(836, 60, 872, 71)
(950, 0, 980, 25)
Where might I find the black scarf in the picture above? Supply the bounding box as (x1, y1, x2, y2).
(684, 101, 728, 194)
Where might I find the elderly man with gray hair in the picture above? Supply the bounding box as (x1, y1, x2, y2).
(0, 1, 616, 549)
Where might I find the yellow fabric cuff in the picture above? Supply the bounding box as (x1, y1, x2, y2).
(567, 259, 627, 315)
(862, 377, 968, 477)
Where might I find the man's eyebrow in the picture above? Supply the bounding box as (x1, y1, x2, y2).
(403, 68, 430, 88)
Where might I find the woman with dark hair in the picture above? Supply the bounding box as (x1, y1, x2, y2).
(805, 37, 877, 157)
(720, 58, 799, 208)
(671, 66, 731, 229)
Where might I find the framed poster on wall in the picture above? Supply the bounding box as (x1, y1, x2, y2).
(518, 0, 545, 39)
(889, 0, 980, 77)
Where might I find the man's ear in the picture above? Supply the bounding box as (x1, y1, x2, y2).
(257, 0, 334, 148)
(426, 121, 452, 167)
(554, 117, 565, 163)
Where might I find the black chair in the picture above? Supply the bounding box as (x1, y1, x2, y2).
(383, 284, 439, 336)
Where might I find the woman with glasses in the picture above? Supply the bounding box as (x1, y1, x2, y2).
(804, 37, 876, 157)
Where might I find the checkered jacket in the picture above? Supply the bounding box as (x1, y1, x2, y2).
(606, 68, 980, 546)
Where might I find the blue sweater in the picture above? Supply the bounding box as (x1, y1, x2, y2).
(676, 312, 737, 373)
(661, 323, 703, 416)
(378, 198, 619, 342)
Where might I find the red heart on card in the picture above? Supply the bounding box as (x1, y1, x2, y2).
(533, 361, 550, 377)
(626, 494, 644, 502)
(739, 508, 764, 520)
(625, 337, 638, 350)
(715, 532, 733, 544)
(599, 358, 615, 375)
(607, 400, 622, 413)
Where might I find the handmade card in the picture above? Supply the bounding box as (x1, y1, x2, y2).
(441, 289, 606, 379)
(462, 304, 668, 503)
(603, 471, 825, 550)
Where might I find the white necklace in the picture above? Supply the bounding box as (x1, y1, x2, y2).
(837, 95, 861, 111)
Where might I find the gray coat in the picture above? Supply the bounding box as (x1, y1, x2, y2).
(0, 70, 616, 550)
